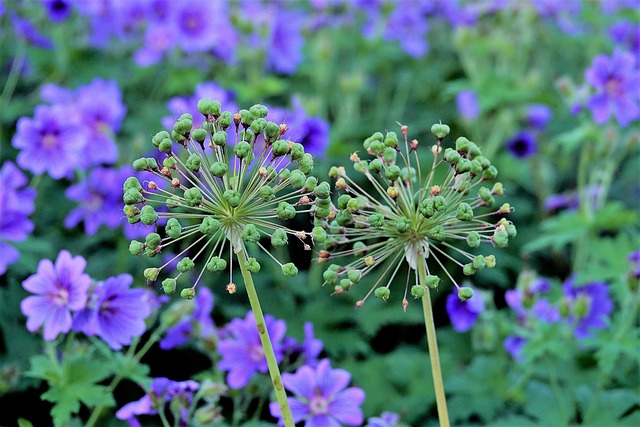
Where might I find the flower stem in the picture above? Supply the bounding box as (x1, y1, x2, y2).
(236, 247, 294, 427)
(417, 256, 450, 427)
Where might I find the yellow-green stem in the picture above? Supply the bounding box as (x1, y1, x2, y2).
(418, 256, 450, 427)
(236, 247, 294, 427)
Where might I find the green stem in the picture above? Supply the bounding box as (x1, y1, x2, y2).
(417, 257, 450, 427)
(236, 247, 294, 427)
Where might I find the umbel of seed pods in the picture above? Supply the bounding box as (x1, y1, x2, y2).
(316, 122, 515, 310)
(122, 99, 329, 298)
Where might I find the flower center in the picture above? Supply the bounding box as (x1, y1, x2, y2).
(309, 392, 329, 415)
(42, 133, 58, 149)
(249, 344, 265, 362)
(53, 287, 69, 307)
(605, 78, 623, 96)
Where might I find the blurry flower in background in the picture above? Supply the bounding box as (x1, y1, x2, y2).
(282, 322, 324, 367)
(160, 287, 216, 350)
(269, 358, 365, 427)
(446, 288, 485, 332)
(366, 411, 402, 427)
(560, 275, 613, 339)
(608, 20, 640, 53)
(505, 130, 538, 158)
(543, 185, 601, 213)
(456, 90, 480, 120)
(20, 250, 91, 340)
(526, 103, 553, 130)
(9, 11, 54, 48)
(584, 50, 640, 127)
(218, 311, 287, 389)
(0, 161, 36, 274)
(383, 2, 430, 57)
(41, 0, 72, 23)
(503, 335, 527, 362)
(628, 250, 640, 278)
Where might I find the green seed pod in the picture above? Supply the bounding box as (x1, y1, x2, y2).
(384, 165, 401, 181)
(431, 123, 450, 139)
(340, 279, 351, 290)
(466, 231, 481, 248)
(239, 129, 255, 144)
(456, 203, 474, 221)
(396, 217, 411, 233)
(184, 187, 203, 206)
(165, 218, 182, 239)
(368, 213, 385, 227)
(242, 224, 261, 243)
(181, 288, 196, 300)
(369, 140, 385, 155)
(132, 158, 149, 171)
(145, 232, 161, 249)
(492, 229, 509, 248)
(433, 196, 446, 212)
(455, 137, 470, 154)
(257, 186, 273, 202)
(485, 255, 496, 268)
(328, 166, 340, 178)
(213, 130, 227, 146)
(478, 187, 492, 202)
(209, 161, 228, 177)
(158, 138, 173, 153)
(314, 206, 331, 218)
(346, 197, 363, 213)
(348, 269, 362, 283)
(411, 284, 426, 298)
(573, 294, 590, 318)
(264, 121, 280, 142)
(277, 201, 296, 220)
(368, 158, 383, 173)
(458, 287, 474, 301)
(144, 267, 160, 281)
(239, 109, 252, 127)
(336, 210, 353, 226)
(140, 205, 158, 225)
(427, 225, 446, 242)
(223, 189, 242, 207)
(271, 228, 288, 247)
(123, 204, 140, 219)
(144, 246, 157, 257)
(401, 167, 417, 183)
(174, 118, 193, 135)
(171, 130, 186, 143)
(250, 117, 267, 134)
(384, 131, 399, 148)
(323, 269, 339, 286)
(289, 169, 306, 189)
(424, 275, 440, 289)
(457, 158, 472, 173)
(304, 176, 318, 192)
(473, 255, 486, 270)
(129, 240, 144, 255)
(298, 154, 314, 175)
(312, 226, 327, 242)
(314, 182, 331, 199)
(185, 153, 201, 171)
(245, 257, 261, 273)
(476, 155, 491, 170)
(353, 161, 369, 174)
(199, 216, 221, 235)
(234, 141, 252, 159)
(192, 128, 207, 143)
(162, 278, 177, 295)
(444, 148, 461, 164)
(491, 182, 504, 195)
(177, 257, 195, 273)
(179, 113, 193, 122)
(353, 241, 367, 257)
(152, 131, 170, 148)
(282, 262, 298, 278)
(127, 213, 141, 224)
(290, 143, 305, 160)
(123, 188, 143, 205)
(123, 176, 143, 192)
(374, 287, 391, 301)
(470, 159, 483, 176)
(217, 111, 233, 129)
(206, 256, 227, 272)
(197, 98, 217, 116)
(467, 141, 482, 160)
(250, 103, 268, 119)
(482, 165, 498, 180)
(166, 195, 181, 209)
(337, 195, 351, 210)
(418, 198, 435, 218)
(383, 147, 397, 165)
(506, 223, 517, 239)
(163, 157, 177, 169)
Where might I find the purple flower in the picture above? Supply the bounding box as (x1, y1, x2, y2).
(505, 130, 538, 158)
(446, 289, 484, 332)
(9, 11, 54, 49)
(608, 20, 640, 53)
(218, 311, 287, 389)
(561, 276, 613, 339)
(366, 411, 401, 427)
(20, 250, 91, 340)
(503, 335, 527, 362)
(0, 161, 36, 274)
(160, 287, 216, 350)
(162, 82, 237, 132)
(269, 358, 365, 427)
(584, 50, 640, 127)
(42, 0, 72, 22)
(65, 166, 133, 235)
(543, 185, 601, 212)
(266, 9, 305, 74)
(73, 274, 152, 350)
(283, 322, 324, 367)
(456, 90, 480, 120)
(628, 250, 640, 278)
(12, 104, 85, 178)
(384, 2, 429, 57)
(526, 104, 553, 130)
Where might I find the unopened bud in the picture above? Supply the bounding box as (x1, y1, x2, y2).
(181, 287, 196, 300)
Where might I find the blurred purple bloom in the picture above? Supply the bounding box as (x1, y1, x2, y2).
(160, 287, 216, 350)
(302, 322, 323, 365)
(20, 250, 91, 340)
(12, 104, 85, 178)
(73, 274, 152, 350)
(584, 50, 640, 127)
(503, 335, 527, 362)
(0, 161, 36, 274)
(600, 0, 640, 14)
(505, 130, 538, 158)
(9, 11, 54, 48)
(562, 276, 613, 339)
(270, 358, 365, 427)
(527, 104, 553, 130)
(366, 411, 401, 427)
(506, 284, 558, 324)
(608, 21, 640, 53)
(456, 90, 479, 120)
(269, 10, 305, 74)
(531, 0, 583, 34)
(543, 185, 601, 212)
(42, 0, 72, 22)
(218, 311, 287, 389)
(384, 2, 429, 57)
(65, 166, 133, 235)
(446, 289, 484, 332)
(628, 250, 640, 278)
(134, 21, 176, 66)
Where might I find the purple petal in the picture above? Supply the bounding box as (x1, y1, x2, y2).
(328, 388, 365, 425)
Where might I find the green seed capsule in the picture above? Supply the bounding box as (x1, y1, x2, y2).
(177, 257, 195, 273)
(456, 203, 474, 221)
(209, 161, 228, 177)
(181, 288, 196, 300)
(223, 189, 242, 207)
(281, 263, 298, 278)
(242, 224, 261, 243)
(458, 287, 474, 301)
(184, 187, 203, 207)
(162, 278, 177, 295)
(277, 202, 296, 220)
(271, 229, 288, 247)
(206, 256, 227, 272)
(144, 267, 160, 281)
(323, 269, 338, 286)
(129, 240, 144, 255)
(123, 188, 143, 205)
(165, 218, 182, 239)
(245, 257, 261, 273)
(411, 285, 426, 298)
(140, 205, 158, 225)
(374, 287, 391, 301)
(424, 275, 440, 289)
(132, 158, 149, 171)
(463, 263, 476, 276)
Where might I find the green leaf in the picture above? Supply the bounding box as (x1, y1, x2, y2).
(17, 419, 34, 427)
(523, 380, 573, 425)
(26, 355, 61, 383)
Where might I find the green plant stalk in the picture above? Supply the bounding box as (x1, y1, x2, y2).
(417, 255, 450, 427)
(236, 247, 294, 427)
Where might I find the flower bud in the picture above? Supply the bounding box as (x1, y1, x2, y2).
(456, 203, 474, 221)
(374, 287, 391, 301)
(364, 256, 375, 266)
(206, 256, 227, 272)
(129, 240, 144, 255)
(123, 188, 143, 205)
(463, 263, 476, 276)
(199, 216, 221, 235)
(184, 187, 203, 206)
(180, 288, 196, 300)
(132, 158, 149, 171)
(384, 165, 401, 182)
(431, 123, 451, 139)
(177, 257, 195, 273)
(226, 283, 237, 294)
(152, 130, 170, 148)
(223, 189, 242, 207)
(312, 226, 327, 242)
(387, 186, 399, 199)
(245, 257, 261, 273)
(145, 232, 162, 249)
(314, 181, 331, 199)
(277, 202, 296, 220)
(458, 286, 474, 301)
(282, 262, 299, 277)
(162, 278, 177, 295)
(323, 269, 339, 286)
(573, 294, 591, 319)
(347, 269, 362, 283)
(140, 205, 158, 225)
(242, 224, 261, 243)
(271, 229, 288, 247)
(411, 284, 425, 298)
(144, 267, 160, 281)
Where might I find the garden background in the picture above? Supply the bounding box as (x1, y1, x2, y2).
(0, 0, 638, 426)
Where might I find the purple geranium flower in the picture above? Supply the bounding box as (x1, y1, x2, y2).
(12, 104, 86, 178)
(20, 250, 91, 340)
(384, 2, 429, 57)
(446, 289, 484, 332)
(0, 161, 36, 274)
(503, 335, 527, 362)
(160, 287, 216, 350)
(366, 411, 401, 427)
(456, 90, 480, 120)
(561, 276, 613, 339)
(270, 358, 365, 427)
(42, 0, 72, 22)
(608, 20, 640, 53)
(9, 11, 54, 48)
(628, 250, 640, 278)
(584, 50, 640, 127)
(65, 166, 133, 235)
(505, 130, 538, 158)
(266, 9, 305, 74)
(218, 311, 287, 389)
(526, 104, 553, 130)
